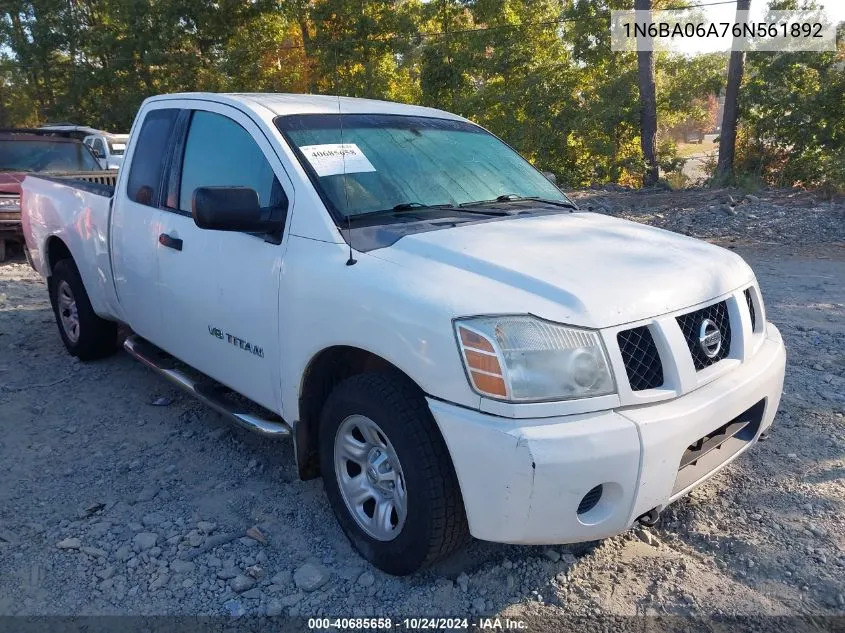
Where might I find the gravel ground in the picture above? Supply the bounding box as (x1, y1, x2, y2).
(570, 187, 845, 247)
(0, 189, 843, 620)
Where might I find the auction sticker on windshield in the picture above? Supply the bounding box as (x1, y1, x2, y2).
(299, 143, 376, 177)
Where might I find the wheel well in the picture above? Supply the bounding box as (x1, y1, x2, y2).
(296, 346, 419, 480)
(45, 237, 73, 276)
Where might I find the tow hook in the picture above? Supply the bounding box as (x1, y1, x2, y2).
(636, 508, 661, 527)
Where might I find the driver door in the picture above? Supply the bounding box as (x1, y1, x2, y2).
(155, 103, 292, 412)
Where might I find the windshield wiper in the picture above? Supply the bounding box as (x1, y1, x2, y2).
(460, 194, 578, 210)
(393, 202, 510, 217)
(350, 202, 508, 220)
(391, 202, 430, 211)
(346, 203, 449, 221)
(391, 202, 507, 214)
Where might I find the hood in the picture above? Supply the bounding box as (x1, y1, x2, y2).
(371, 212, 754, 329)
(0, 172, 25, 194)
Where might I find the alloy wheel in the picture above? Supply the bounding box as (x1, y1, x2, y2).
(333, 414, 408, 541)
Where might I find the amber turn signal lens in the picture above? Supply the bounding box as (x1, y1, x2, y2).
(458, 326, 495, 353)
(464, 349, 502, 375)
(457, 324, 507, 397)
(470, 371, 507, 397)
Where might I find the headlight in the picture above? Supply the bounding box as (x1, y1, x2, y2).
(454, 315, 615, 402)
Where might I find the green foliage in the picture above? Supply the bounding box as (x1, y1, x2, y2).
(735, 33, 845, 193)
(18, 0, 841, 191)
(661, 170, 689, 190)
(656, 53, 723, 138)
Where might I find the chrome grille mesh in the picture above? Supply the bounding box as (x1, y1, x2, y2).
(676, 301, 731, 370)
(617, 326, 664, 391)
(744, 288, 756, 331)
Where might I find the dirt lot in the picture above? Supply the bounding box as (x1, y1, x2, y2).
(0, 189, 843, 621)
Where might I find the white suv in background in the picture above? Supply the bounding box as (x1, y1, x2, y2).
(83, 132, 129, 170)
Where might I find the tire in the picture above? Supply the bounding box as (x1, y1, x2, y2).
(0, 240, 6, 263)
(319, 372, 469, 575)
(49, 258, 117, 360)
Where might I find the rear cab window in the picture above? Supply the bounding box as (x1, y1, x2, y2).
(126, 108, 179, 207)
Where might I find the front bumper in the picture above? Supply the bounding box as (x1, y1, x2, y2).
(428, 323, 786, 544)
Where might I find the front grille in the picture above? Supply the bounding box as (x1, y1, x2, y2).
(744, 288, 756, 331)
(617, 326, 664, 391)
(676, 301, 731, 370)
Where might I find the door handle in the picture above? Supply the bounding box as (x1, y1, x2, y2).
(158, 233, 183, 251)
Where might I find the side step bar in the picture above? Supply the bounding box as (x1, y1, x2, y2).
(124, 335, 292, 438)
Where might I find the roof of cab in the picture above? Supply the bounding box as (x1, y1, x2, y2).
(145, 92, 467, 122)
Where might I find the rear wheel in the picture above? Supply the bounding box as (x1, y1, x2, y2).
(319, 372, 469, 575)
(49, 259, 117, 360)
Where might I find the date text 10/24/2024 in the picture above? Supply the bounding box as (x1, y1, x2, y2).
(307, 618, 527, 630)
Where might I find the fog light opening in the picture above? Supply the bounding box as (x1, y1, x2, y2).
(577, 484, 603, 515)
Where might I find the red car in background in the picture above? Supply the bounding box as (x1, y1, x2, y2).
(0, 129, 103, 261)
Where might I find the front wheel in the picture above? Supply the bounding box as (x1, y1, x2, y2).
(49, 259, 117, 360)
(319, 372, 469, 575)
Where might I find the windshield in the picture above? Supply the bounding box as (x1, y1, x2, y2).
(0, 139, 101, 172)
(276, 114, 569, 218)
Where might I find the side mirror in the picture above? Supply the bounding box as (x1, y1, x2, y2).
(542, 171, 557, 185)
(191, 187, 265, 233)
(92, 148, 105, 159)
(192, 187, 278, 233)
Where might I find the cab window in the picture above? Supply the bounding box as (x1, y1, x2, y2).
(126, 108, 179, 207)
(178, 111, 286, 214)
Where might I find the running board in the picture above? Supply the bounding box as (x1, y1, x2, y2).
(123, 335, 292, 438)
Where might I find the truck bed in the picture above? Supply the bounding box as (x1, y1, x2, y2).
(33, 170, 119, 197)
(21, 171, 124, 322)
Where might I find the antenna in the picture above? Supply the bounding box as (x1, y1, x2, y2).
(339, 101, 356, 266)
(335, 47, 356, 266)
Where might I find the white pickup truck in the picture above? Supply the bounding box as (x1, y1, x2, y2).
(21, 93, 786, 575)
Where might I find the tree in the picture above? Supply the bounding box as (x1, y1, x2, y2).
(715, 0, 751, 182)
(736, 22, 845, 192)
(0, 0, 742, 188)
(307, 0, 421, 101)
(635, 0, 658, 186)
